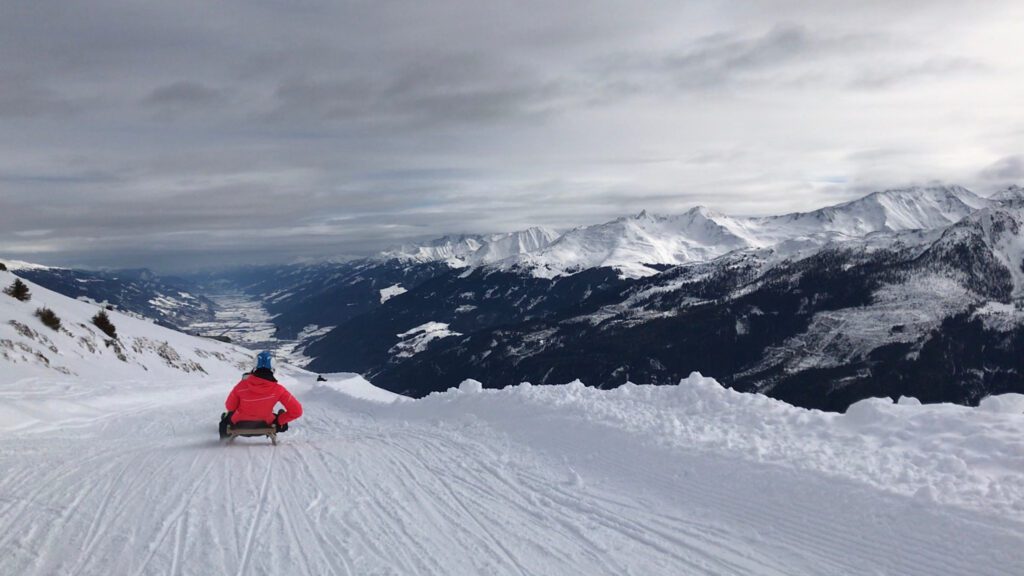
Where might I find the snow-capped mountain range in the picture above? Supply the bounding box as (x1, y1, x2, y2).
(289, 183, 1024, 407)
(6, 184, 1024, 411)
(386, 185, 1001, 278)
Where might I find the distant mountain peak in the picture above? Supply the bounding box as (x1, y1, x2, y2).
(380, 226, 562, 267)
(379, 184, 998, 279)
(989, 184, 1024, 203)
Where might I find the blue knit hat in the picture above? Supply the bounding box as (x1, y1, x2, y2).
(256, 351, 273, 371)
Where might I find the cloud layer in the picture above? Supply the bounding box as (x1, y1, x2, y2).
(1, 0, 1022, 270)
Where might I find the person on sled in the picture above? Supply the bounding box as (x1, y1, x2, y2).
(219, 351, 303, 439)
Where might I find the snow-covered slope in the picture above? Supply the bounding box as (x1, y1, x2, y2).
(764, 185, 988, 237)
(2, 350, 1022, 575)
(989, 184, 1024, 204)
(315, 371, 404, 403)
(382, 234, 486, 266)
(513, 207, 765, 278)
(920, 204, 1024, 298)
(0, 259, 54, 272)
(468, 226, 563, 264)
(0, 259, 217, 329)
(0, 269, 250, 384)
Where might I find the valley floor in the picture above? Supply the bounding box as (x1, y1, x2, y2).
(2, 374, 1022, 575)
(184, 289, 319, 367)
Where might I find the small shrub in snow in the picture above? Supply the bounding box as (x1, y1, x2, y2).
(4, 278, 30, 301)
(92, 310, 118, 339)
(35, 307, 62, 331)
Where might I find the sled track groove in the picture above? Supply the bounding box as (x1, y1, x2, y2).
(371, 432, 535, 576)
(132, 457, 215, 576)
(237, 445, 276, 576)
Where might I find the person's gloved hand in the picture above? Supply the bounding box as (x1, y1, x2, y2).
(274, 409, 288, 433)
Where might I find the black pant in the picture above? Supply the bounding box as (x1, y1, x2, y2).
(218, 411, 233, 439)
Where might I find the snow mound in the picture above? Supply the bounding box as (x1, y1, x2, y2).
(313, 372, 404, 404)
(414, 372, 1024, 518)
(978, 393, 1024, 414)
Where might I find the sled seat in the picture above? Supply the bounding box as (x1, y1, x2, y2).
(227, 421, 278, 445)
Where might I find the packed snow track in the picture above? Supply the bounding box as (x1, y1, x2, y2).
(2, 374, 1022, 576)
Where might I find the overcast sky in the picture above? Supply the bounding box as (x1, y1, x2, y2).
(2, 0, 1023, 271)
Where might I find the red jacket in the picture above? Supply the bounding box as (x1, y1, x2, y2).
(226, 374, 303, 426)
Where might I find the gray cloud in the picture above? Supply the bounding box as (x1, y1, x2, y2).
(981, 155, 1024, 181)
(0, 81, 79, 118)
(0, 0, 1021, 271)
(660, 24, 854, 87)
(144, 81, 224, 111)
(849, 57, 985, 89)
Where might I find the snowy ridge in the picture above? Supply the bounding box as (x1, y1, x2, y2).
(0, 258, 54, 271)
(766, 185, 988, 236)
(509, 207, 756, 278)
(523, 184, 991, 278)
(989, 184, 1024, 204)
(381, 226, 561, 267)
(388, 184, 1002, 278)
(383, 234, 485, 266)
(469, 226, 563, 264)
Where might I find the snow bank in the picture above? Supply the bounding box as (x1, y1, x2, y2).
(313, 372, 404, 404)
(408, 372, 1024, 518)
(978, 393, 1024, 414)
